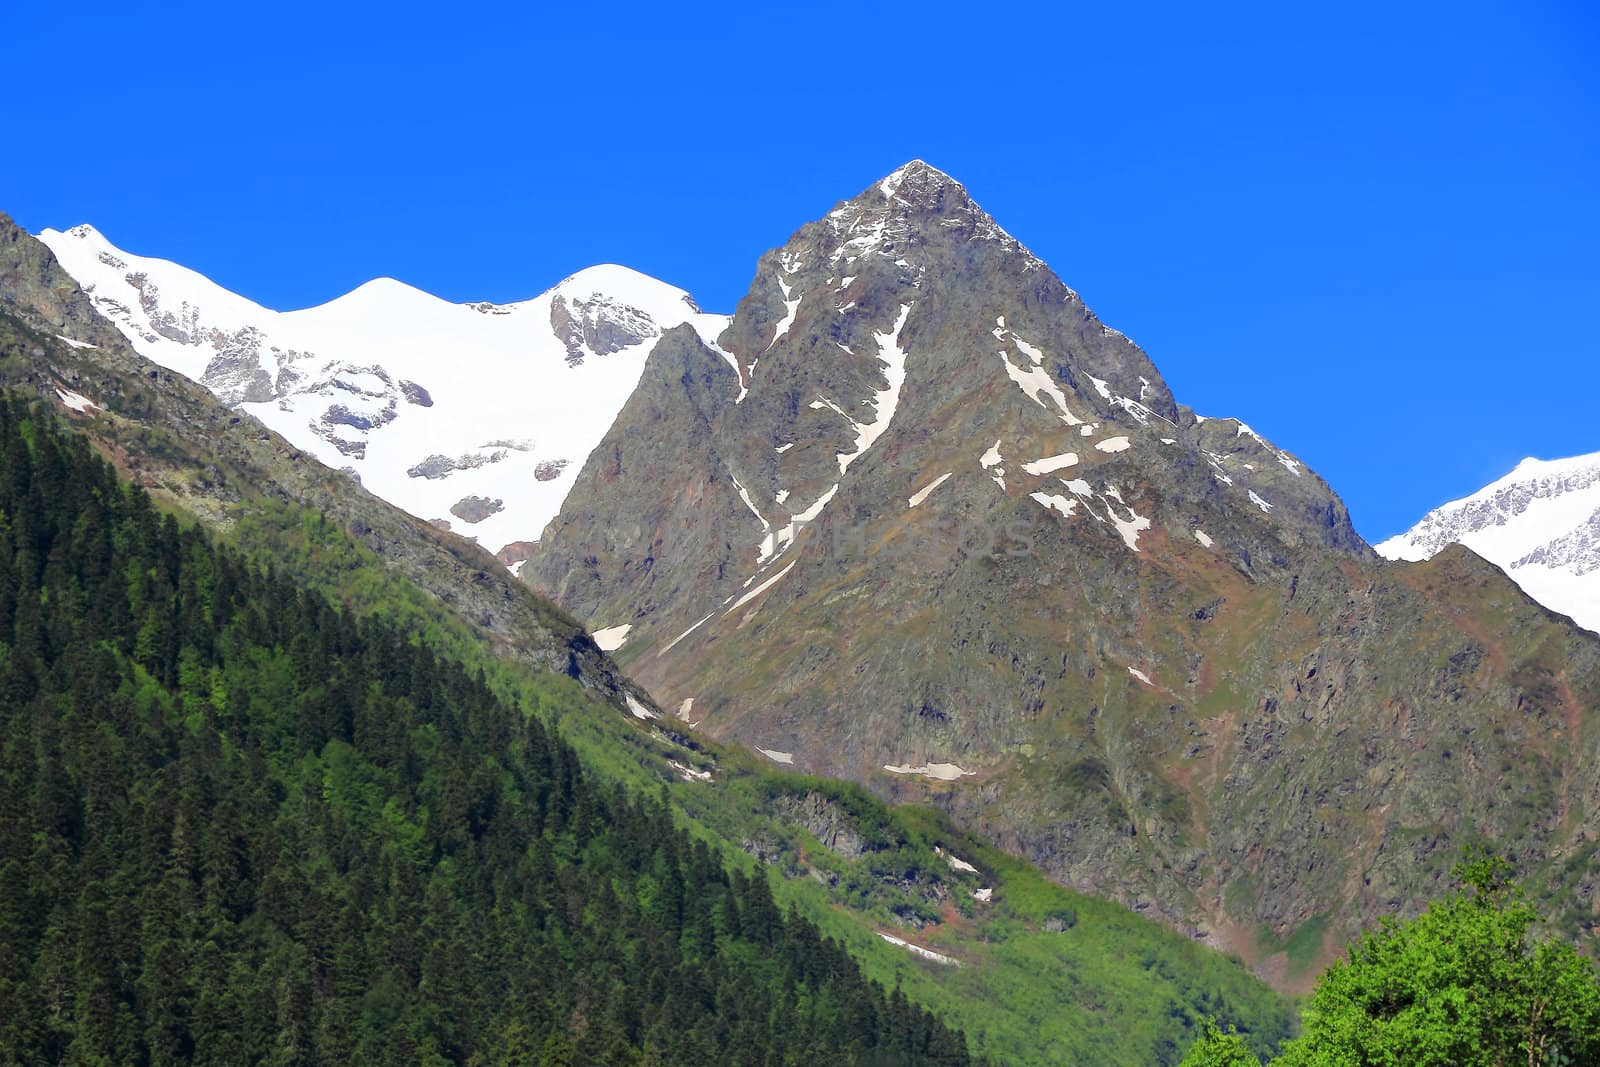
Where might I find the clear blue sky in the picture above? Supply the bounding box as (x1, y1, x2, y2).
(3, 0, 1595, 540)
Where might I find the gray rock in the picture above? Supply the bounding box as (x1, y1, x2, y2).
(450, 495, 504, 524)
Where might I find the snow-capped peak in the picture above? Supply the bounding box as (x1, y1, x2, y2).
(1376, 450, 1600, 633)
(39, 223, 729, 556)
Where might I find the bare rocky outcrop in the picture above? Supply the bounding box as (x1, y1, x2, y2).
(550, 290, 663, 366)
(450, 495, 504, 524)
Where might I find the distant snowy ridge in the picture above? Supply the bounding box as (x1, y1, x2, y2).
(1377, 451, 1600, 634)
(39, 224, 728, 554)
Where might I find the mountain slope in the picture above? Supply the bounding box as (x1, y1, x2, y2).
(1377, 452, 1600, 634)
(38, 222, 727, 555)
(0, 394, 972, 1065)
(2, 209, 1300, 1065)
(526, 162, 1600, 985)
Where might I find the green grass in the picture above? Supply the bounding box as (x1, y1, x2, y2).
(1253, 915, 1332, 983)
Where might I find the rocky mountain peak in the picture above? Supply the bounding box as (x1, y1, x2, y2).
(878, 157, 958, 193)
(530, 160, 1367, 679)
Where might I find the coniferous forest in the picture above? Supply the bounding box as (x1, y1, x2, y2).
(0, 394, 973, 1065)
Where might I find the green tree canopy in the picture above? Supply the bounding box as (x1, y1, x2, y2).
(1182, 852, 1600, 1066)
(1179, 1018, 1261, 1066)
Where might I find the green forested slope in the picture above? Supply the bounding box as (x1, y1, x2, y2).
(0, 394, 971, 1065)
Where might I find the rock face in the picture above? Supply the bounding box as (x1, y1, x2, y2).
(1378, 452, 1600, 633)
(450, 494, 504, 524)
(550, 290, 674, 366)
(527, 162, 1600, 982)
(35, 225, 728, 554)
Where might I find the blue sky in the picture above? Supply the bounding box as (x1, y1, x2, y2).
(3, 0, 1595, 539)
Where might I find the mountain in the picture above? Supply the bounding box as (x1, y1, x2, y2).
(526, 161, 1600, 986)
(37, 222, 727, 558)
(1377, 452, 1600, 634)
(2, 211, 1301, 1065)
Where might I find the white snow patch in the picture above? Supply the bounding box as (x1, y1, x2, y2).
(973, 887, 993, 902)
(878, 933, 959, 967)
(1195, 529, 1215, 548)
(940, 849, 979, 874)
(657, 612, 715, 658)
(1161, 437, 1177, 445)
(775, 489, 790, 505)
(1022, 452, 1079, 476)
(1095, 436, 1131, 454)
(1080, 425, 1096, 437)
(592, 624, 632, 652)
(1086, 373, 1113, 400)
(980, 440, 1004, 469)
(1063, 478, 1094, 497)
(1202, 450, 1235, 486)
(730, 473, 771, 538)
(908, 472, 952, 508)
(768, 484, 840, 558)
(766, 277, 802, 351)
(507, 559, 527, 577)
(1107, 503, 1153, 551)
(997, 346, 1083, 426)
(55, 334, 97, 350)
(625, 693, 658, 721)
(677, 697, 695, 719)
(1030, 492, 1079, 519)
(1128, 666, 1153, 685)
(999, 355, 1082, 425)
(757, 747, 794, 765)
(883, 762, 974, 781)
(728, 560, 796, 613)
(54, 388, 97, 413)
(835, 304, 913, 475)
(1249, 490, 1275, 513)
(669, 760, 713, 783)
(1225, 418, 1303, 476)
(775, 442, 794, 453)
